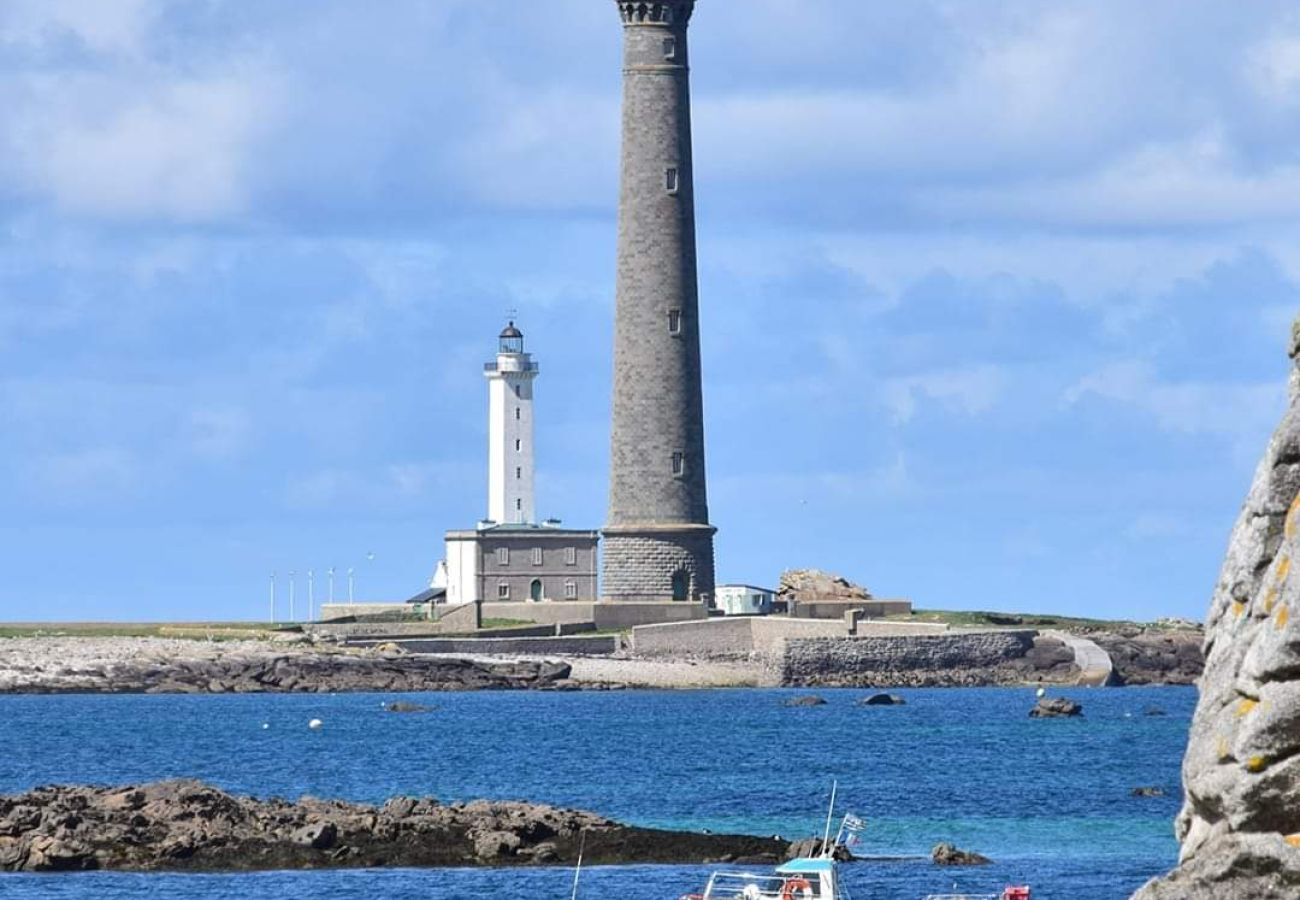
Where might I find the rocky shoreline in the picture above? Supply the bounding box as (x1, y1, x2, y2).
(0, 638, 570, 694)
(0, 780, 788, 873)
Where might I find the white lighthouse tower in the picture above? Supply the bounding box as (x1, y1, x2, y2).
(485, 321, 537, 525)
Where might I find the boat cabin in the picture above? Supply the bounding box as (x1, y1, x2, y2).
(699, 856, 839, 900)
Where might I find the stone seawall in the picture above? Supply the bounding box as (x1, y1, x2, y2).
(781, 631, 1045, 687)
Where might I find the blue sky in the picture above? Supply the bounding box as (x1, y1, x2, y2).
(3, 0, 1300, 622)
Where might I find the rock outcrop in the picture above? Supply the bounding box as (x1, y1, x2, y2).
(1029, 697, 1083, 718)
(777, 569, 873, 602)
(859, 693, 906, 706)
(931, 842, 991, 866)
(1090, 629, 1204, 685)
(1133, 322, 1300, 899)
(0, 638, 569, 694)
(0, 781, 788, 873)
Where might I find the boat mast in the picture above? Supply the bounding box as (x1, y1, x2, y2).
(570, 830, 586, 900)
(820, 780, 838, 857)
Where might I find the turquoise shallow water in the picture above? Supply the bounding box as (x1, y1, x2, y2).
(0, 685, 1195, 898)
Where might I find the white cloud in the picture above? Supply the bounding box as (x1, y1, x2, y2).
(23, 74, 278, 221)
(883, 366, 1006, 424)
(1063, 360, 1283, 440)
(1, 0, 158, 57)
(32, 446, 139, 501)
(186, 407, 251, 461)
(1126, 513, 1192, 541)
(1247, 27, 1300, 106)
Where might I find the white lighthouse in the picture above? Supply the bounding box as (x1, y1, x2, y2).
(485, 321, 537, 525)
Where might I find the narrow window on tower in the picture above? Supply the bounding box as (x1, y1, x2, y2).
(516, 467, 522, 480)
(532, 547, 543, 566)
(672, 451, 685, 477)
(665, 166, 679, 194)
(668, 308, 682, 335)
(513, 384, 521, 398)
(515, 439, 522, 451)
(515, 407, 520, 420)
(565, 546, 577, 566)
(516, 498, 523, 511)
(663, 37, 677, 61)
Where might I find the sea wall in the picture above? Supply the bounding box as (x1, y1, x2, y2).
(360, 635, 621, 657)
(781, 631, 1041, 687)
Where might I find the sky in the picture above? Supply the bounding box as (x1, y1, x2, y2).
(3, 0, 1300, 622)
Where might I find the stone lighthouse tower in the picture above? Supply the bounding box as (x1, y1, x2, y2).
(485, 322, 537, 525)
(603, 0, 715, 602)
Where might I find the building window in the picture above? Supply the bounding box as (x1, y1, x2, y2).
(668, 308, 682, 335)
(532, 547, 543, 566)
(665, 167, 679, 194)
(672, 451, 685, 476)
(663, 37, 677, 60)
(515, 439, 521, 451)
(565, 546, 577, 566)
(515, 407, 520, 420)
(513, 384, 521, 398)
(497, 582, 510, 599)
(516, 498, 522, 511)
(516, 467, 522, 480)
(497, 547, 509, 566)
(564, 580, 577, 600)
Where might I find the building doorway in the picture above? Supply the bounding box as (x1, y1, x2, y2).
(671, 570, 689, 602)
(530, 579, 544, 602)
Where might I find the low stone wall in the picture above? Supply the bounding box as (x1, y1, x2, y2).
(630, 617, 756, 657)
(782, 631, 1040, 687)
(478, 601, 707, 629)
(593, 602, 707, 629)
(750, 618, 848, 654)
(629, 616, 952, 659)
(789, 599, 913, 620)
(305, 622, 446, 640)
(353, 635, 621, 656)
(852, 620, 951, 637)
(320, 603, 422, 622)
(480, 602, 597, 626)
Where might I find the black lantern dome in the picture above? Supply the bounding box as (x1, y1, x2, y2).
(499, 321, 524, 354)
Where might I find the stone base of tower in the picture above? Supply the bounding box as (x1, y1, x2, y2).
(601, 524, 716, 603)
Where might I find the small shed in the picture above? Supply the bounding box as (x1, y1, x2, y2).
(715, 584, 775, 616)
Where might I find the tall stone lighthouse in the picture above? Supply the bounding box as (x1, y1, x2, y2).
(603, 0, 715, 603)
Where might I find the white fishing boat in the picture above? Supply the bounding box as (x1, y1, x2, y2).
(678, 794, 864, 900)
(674, 786, 1031, 900)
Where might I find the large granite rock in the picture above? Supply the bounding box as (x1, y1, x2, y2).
(777, 569, 873, 602)
(1133, 321, 1300, 899)
(0, 781, 789, 873)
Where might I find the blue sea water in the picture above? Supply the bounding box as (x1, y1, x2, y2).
(0, 686, 1195, 899)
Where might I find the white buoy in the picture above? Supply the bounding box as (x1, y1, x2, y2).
(308, 718, 323, 731)
(262, 723, 270, 730)
(1036, 687, 1047, 698)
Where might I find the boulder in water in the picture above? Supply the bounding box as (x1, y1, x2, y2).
(1029, 697, 1082, 718)
(932, 842, 991, 866)
(858, 693, 906, 706)
(783, 695, 828, 707)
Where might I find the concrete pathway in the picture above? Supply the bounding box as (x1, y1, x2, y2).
(1046, 630, 1115, 686)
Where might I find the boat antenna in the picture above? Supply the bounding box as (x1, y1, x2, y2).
(570, 830, 587, 900)
(820, 780, 838, 857)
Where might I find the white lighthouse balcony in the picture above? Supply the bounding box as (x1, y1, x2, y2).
(484, 358, 539, 375)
